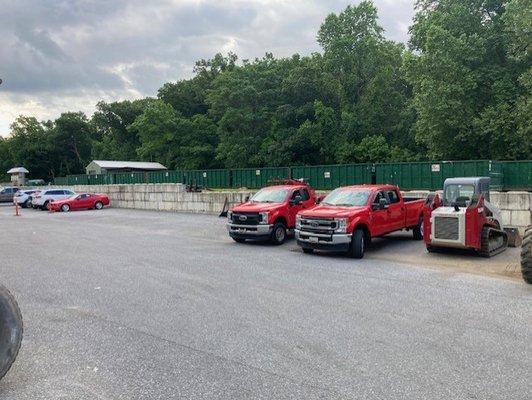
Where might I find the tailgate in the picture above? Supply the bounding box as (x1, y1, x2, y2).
(404, 198, 425, 226)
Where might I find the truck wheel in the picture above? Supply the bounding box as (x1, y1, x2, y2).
(41, 201, 49, 211)
(0, 285, 23, 381)
(232, 237, 246, 243)
(413, 217, 423, 240)
(521, 226, 532, 284)
(302, 248, 314, 254)
(271, 222, 287, 245)
(350, 229, 365, 259)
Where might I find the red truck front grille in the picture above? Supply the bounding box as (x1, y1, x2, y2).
(299, 218, 337, 235)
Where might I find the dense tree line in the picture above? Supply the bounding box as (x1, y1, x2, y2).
(1, 0, 530, 181)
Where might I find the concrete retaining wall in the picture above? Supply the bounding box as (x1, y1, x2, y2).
(63, 183, 252, 215)
(58, 184, 531, 232)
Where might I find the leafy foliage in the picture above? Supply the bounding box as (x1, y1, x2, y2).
(1, 1, 529, 181)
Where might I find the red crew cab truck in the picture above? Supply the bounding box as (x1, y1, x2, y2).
(296, 185, 426, 258)
(227, 181, 317, 244)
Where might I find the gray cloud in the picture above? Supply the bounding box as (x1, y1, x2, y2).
(0, 0, 415, 135)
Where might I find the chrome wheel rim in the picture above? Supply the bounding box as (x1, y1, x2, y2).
(275, 227, 285, 242)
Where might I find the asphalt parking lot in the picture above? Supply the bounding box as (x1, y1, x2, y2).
(0, 204, 530, 400)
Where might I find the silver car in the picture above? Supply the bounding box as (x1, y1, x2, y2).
(0, 187, 20, 203)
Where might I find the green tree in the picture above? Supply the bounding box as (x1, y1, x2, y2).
(406, 0, 531, 159)
(318, 1, 416, 158)
(5, 116, 56, 180)
(130, 101, 218, 169)
(51, 112, 93, 176)
(91, 98, 156, 161)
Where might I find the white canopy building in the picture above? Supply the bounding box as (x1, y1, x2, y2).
(85, 160, 167, 175)
(7, 167, 29, 186)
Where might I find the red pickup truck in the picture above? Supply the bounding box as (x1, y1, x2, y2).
(227, 181, 317, 244)
(296, 184, 426, 258)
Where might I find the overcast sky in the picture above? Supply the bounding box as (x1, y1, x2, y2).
(0, 0, 415, 137)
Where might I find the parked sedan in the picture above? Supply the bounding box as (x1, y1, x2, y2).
(13, 189, 40, 208)
(49, 193, 110, 212)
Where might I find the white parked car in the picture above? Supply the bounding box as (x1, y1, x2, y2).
(32, 189, 76, 210)
(13, 189, 40, 208)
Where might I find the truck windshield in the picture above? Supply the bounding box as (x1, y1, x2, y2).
(322, 189, 370, 207)
(444, 184, 475, 207)
(250, 188, 289, 203)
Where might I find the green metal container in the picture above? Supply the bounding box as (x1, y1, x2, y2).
(375, 160, 503, 191)
(501, 160, 532, 191)
(54, 176, 68, 185)
(231, 167, 290, 188)
(183, 169, 231, 188)
(67, 174, 89, 185)
(147, 170, 183, 184)
(113, 172, 146, 184)
(290, 164, 373, 190)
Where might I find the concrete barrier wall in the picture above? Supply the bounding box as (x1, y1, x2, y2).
(58, 184, 531, 232)
(63, 184, 253, 215)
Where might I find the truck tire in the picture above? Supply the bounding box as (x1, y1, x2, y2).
(41, 201, 49, 211)
(413, 216, 423, 240)
(522, 226, 532, 284)
(270, 222, 287, 245)
(0, 285, 23, 381)
(350, 229, 365, 259)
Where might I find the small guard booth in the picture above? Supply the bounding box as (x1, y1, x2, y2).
(7, 167, 29, 186)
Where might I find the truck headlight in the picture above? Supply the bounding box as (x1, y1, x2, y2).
(227, 210, 233, 221)
(296, 215, 302, 230)
(259, 212, 269, 224)
(334, 218, 347, 233)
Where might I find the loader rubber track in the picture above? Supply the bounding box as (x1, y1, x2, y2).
(479, 226, 508, 258)
(521, 226, 532, 284)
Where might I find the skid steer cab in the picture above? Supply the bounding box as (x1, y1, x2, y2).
(423, 177, 510, 257)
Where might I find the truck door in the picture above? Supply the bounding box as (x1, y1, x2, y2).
(371, 191, 389, 237)
(385, 189, 404, 232)
(287, 188, 307, 227)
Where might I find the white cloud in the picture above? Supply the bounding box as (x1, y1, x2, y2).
(0, 0, 415, 136)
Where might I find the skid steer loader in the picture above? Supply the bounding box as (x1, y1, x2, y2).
(423, 177, 516, 257)
(0, 285, 23, 380)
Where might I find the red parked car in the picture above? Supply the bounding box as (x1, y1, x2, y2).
(296, 184, 426, 258)
(227, 180, 318, 244)
(49, 193, 110, 212)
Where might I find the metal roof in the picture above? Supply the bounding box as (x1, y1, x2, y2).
(444, 177, 490, 185)
(7, 167, 29, 174)
(89, 160, 167, 170)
